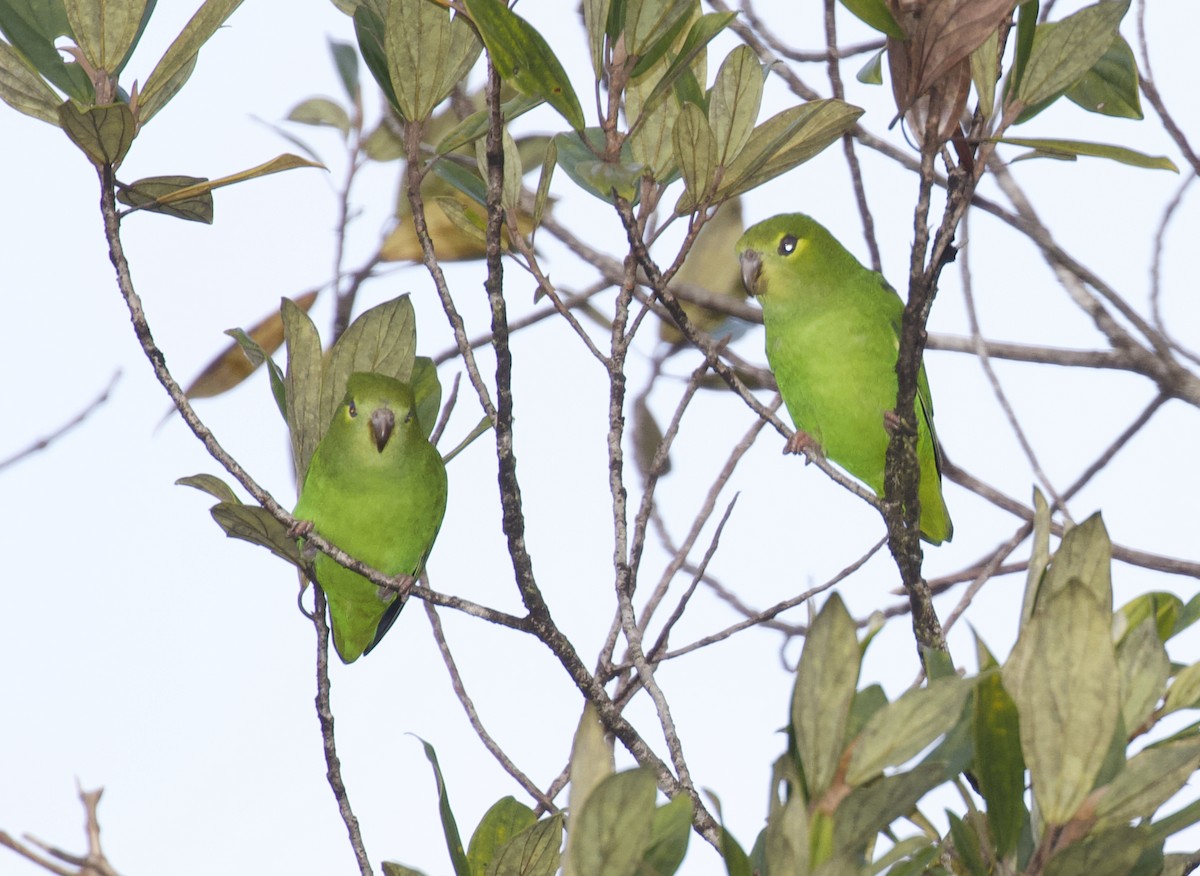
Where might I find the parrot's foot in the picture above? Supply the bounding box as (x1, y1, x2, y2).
(287, 518, 314, 539)
(882, 410, 916, 436)
(784, 430, 823, 461)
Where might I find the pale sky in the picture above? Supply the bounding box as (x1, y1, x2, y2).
(3, 2, 1198, 874)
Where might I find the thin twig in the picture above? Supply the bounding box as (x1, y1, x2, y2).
(0, 371, 120, 471)
(424, 599, 557, 810)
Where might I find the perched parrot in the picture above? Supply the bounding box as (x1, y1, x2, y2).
(736, 213, 953, 544)
(294, 371, 449, 662)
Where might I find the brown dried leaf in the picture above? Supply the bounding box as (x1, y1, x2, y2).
(181, 291, 318, 401)
(889, 0, 1015, 118)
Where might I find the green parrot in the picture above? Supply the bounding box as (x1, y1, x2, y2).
(736, 213, 952, 544)
(294, 371, 449, 662)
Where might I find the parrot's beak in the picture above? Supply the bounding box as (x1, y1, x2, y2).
(739, 249, 762, 296)
(370, 407, 395, 453)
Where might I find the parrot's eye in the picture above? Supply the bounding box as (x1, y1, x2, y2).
(347, 400, 358, 418)
(779, 234, 798, 256)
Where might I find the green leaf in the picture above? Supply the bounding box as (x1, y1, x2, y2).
(210, 502, 301, 565)
(845, 676, 972, 785)
(637, 11, 735, 122)
(582, 0, 611, 81)
(1004, 580, 1121, 824)
(672, 102, 716, 204)
(763, 796, 808, 876)
(626, 0, 694, 79)
(1022, 486, 1052, 622)
(838, 0, 903, 38)
(1174, 594, 1200, 639)
(0, 0, 93, 99)
(387, 0, 481, 122)
(1115, 616, 1170, 732)
(1164, 660, 1200, 715)
(1042, 512, 1113, 608)
(845, 684, 888, 742)
(567, 702, 614, 835)
(626, 0, 692, 61)
(436, 93, 543, 155)
(641, 795, 692, 876)
(468, 797, 536, 876)
(552, 127, 643, 205)
(353, 4, 398, 111)
(63, 0, 150, 73)
(486, 815, 563, 876)
(472, 124, 522, 211)
(411, 357, 442, 444)
(833, 763, 948, 853)
(947, 813, 988, 876)
(282, 297, 324, 480)
(320, 294, 418, 433)
(973, 669, 1026, 859)
(382, 864, 429, 876)
(970, 29, 1000, 117)
(1095, 738, 1200, 829)
(57, 100, 135, 167)
(117, 175, 213, 223)
(532, 137, 555, 231)
(287, 97, 351, 137)
(1043, 826, 1149, 876)
(708, 44, 763, 168)
(463, 0, 583, 130)
(792, 593, 861, 799)
(1065, 34, 1140, 118)
(418, 737, 471, 876)
(175, 473, 239, 504)
(996, 137, 1177, 172)
(0, 39, 65, 123)
(1016, 0, 1129, 108)
(329, 37, 359, 100)
(718, 824, 752, 876)
(139, 0, 244, 123)
(568, 769, 657, 876)
(698, 98, 863, 210)
(855, 48, 884, 85)
(626, 50, 679, 181)
(1118, 591, 1183, 646)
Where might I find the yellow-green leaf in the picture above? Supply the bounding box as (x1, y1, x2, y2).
(1065, 34, 1141, 118)
(1004, 580, 1121, 824)
(672, 102, 716, 205)
(567, 769, 656, 876)
(386, 0, 480, 122)
(997, 136, 1177, 172)
(145, 154, 326, 207)
(792, 593, 861, 799)
(282, 297, 324, 480)
(709, 44, 762, 168)
(63, 0, 150, 73)
(0, 40, 63, 123)
(320, 294, 418, 433)
(139, 0, 244, 123)
(287, 96, 351, 136)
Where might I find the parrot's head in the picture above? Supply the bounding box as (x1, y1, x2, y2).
(338, 372, 418, 455)
(735, 213, 834, 301)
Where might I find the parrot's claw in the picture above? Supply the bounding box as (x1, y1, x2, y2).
(784, 430, 823, 462)
(882, 410, 915, 436)
(288, 518, 314, 540)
